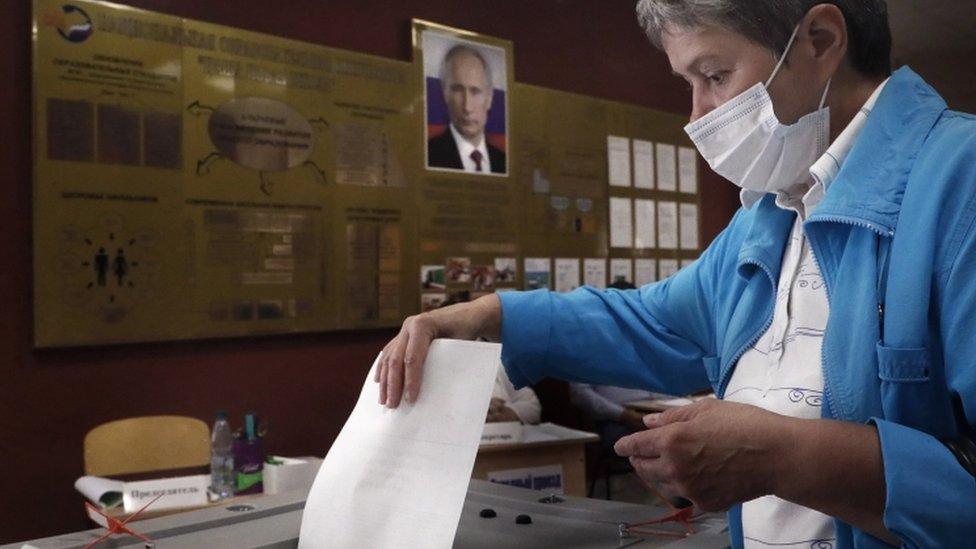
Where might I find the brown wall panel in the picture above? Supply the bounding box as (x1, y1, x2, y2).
(0, 0, 738, 542)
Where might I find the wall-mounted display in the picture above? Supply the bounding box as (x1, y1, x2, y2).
(31, 1, 700, 347)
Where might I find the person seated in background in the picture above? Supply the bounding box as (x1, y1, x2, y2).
(488, 364, 541, 424)
(569, 383, 670, 447)
(440, 292, 541, 424)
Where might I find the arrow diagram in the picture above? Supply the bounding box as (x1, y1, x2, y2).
(186, 100, 217, 117)
(195, 152, 222, 175)
(303, 161, 327, 185)
(308, 117, 330, 131)
(259, 172, 274, 196)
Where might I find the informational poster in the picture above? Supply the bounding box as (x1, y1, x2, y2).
(635, 258, 657, 286)
(655, 143, 677, 192)
(680, 203, 700, 250)
(634, 199, 656, 250)
(609, 258, 633, 287)
(658, 201, 679, 250)
(633, 139, 655, 190)
(524, 257, 551, 290)
(678, 146, 698, 194)
(609, 197, 633, 249)
(583, 258, 607, 289)
(607, 135, 631, 187)
(554, 258, 580, 293)
(659, 259, 680, 279)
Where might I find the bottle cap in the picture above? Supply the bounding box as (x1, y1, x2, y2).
(215, 410, 228, 420)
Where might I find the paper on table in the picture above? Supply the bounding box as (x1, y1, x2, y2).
(554, 258, 580, 293)
(658, 201, 678, 249)
(607, 135, 631, 187)
(298, 340, 500, 549)
(609, 197, 633, 248)
(634, 198, 656, 249)
(74, 475, 124, 508)
(633, 139, 655, 189)
(655, 143, 677, 191)
(583, 258, 607, 289)
(680, 203, 699, 250)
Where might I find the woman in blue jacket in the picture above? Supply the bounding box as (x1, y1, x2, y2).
(377, 1, 976, 547)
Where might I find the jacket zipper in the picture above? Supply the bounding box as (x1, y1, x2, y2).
(805, 214, 894, 420)
(717, 259, 777, 398)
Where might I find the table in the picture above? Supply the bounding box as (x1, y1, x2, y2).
(7, 480, 730, 548)
(473, 423, 599, 497)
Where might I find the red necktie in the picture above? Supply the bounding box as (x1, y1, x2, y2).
(470, 150, 484, 172)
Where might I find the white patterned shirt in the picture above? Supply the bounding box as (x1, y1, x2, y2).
(726, 79, 888, 549)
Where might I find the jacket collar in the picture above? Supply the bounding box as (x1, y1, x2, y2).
(806, 67, 948, 234)
(738, 67, 948, 275)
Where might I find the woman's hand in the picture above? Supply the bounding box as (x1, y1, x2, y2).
(376, 294, 503, 408)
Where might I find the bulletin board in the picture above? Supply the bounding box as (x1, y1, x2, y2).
(31, 0, 700, 347)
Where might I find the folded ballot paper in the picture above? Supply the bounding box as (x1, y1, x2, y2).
(299, 339, 500, 548)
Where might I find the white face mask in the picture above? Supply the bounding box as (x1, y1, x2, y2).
(684, 26, 832, 195)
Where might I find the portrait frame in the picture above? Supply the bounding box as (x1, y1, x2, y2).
(413, 19, 514, 177)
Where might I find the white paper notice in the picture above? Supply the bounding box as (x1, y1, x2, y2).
(610, 197, 633, 248)
(299, 340, 500, 549)
(658, 201, 679, 249)
(584, 258, 607, 289)
(555, 258, 580, 293)
(680, 203, 699, 250)
(655, 143, 677, 191)
(660, 259, 680, 279)
(633, 139, 655, 189)
(525, 257, 551, 290)
(634, 198, 656, 249)
(679, 147, 698, 194)
(610, 258, 633, 286)
(635, 259, 657, 286)
(607, 135, 631, 187)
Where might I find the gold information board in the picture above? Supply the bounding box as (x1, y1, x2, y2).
(32, 1, 700, 347)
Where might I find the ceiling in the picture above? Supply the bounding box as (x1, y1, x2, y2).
(887, 0, 976, 112)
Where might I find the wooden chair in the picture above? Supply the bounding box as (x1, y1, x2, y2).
(84, 416, 210, 476)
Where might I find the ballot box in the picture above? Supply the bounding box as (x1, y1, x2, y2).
(7, 479, 730, 548)
(474, 422, 599, 497)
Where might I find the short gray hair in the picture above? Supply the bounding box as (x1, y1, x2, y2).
(439, 44, 494, 92)
(635, 0, 892, 77)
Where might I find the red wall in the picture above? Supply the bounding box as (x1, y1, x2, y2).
(0, 0, 738, 542)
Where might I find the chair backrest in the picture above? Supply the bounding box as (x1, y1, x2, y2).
(84, 416, 211, 477)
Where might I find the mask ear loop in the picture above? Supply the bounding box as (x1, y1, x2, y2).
(765, 25, 801, 88)
(818, 77, 833, 109)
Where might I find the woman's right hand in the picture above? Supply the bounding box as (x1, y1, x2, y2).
(375, 294, 502, 408)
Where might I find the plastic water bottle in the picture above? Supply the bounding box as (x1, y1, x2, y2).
(210, 411, 234, 499)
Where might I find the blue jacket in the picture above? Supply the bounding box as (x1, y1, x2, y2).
(498, 67, 976, 548)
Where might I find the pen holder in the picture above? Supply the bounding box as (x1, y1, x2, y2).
(233, 438, 264, 495)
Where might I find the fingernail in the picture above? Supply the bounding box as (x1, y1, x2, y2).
(405, 390, 414, 403)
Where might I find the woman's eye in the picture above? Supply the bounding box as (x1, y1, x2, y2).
(707, 72, 728, 85)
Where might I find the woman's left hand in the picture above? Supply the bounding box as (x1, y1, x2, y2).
(613, 398, 793, 512)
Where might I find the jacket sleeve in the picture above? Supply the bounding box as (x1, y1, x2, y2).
(497, 214, 740, 394)
(877, 158, 976, 546)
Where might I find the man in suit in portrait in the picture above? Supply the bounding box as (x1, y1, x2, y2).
(427, 44, 507, 174)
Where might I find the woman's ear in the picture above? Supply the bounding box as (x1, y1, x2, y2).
(801, 4, 849, 78)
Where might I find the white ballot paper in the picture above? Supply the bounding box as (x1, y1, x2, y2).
(299, 340, 500, 549)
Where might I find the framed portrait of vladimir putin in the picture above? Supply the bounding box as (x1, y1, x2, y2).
(414, 20, 513, 177)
